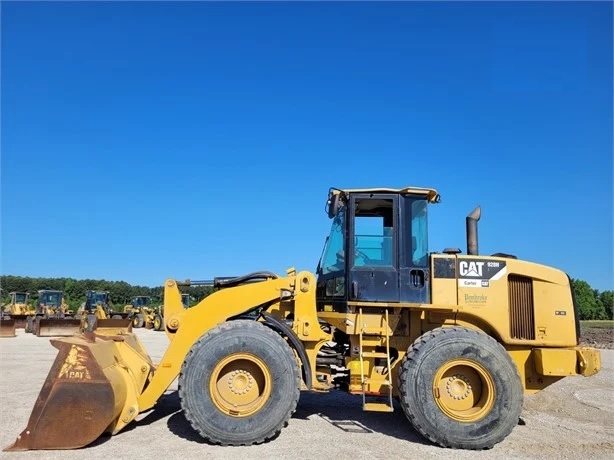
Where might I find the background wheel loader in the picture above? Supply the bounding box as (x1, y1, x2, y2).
(0, 292, 36, 337)
(75, 290, 132, 333)
(25, 290, 81, 337)
(124, 295, 156, 329)
(4, 185, 601, 452)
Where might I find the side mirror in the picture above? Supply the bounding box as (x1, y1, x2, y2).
(327, 190, 343, 218)
(327, 194, 338, 218)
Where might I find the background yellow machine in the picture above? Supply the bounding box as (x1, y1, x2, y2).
(76, 290, 132, 332)
(24, 290, 81, 337)
(0, 292, 35, 337)
(124, 296, 156, 328)
(4, 185, 601, 452)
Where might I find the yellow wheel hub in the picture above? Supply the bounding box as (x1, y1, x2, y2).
(210, 353, 272, 417)
(433, 358, 495, 422)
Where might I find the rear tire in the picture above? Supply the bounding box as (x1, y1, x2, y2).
(178, 320, 300, 446)
(397, 326, 523, 450)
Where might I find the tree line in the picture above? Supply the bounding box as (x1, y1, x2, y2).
(0, 275, 215, 311)
(0, 275, 611, 320)
(571, 279, 613, 321)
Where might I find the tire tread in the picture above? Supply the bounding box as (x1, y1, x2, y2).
(178, 320, 300, 446)
(397, 326, 523, 450)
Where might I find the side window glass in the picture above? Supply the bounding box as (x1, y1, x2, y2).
(353, 199, 394, 267)
(411, 200, 429, 267)
(325, 277, 346, 297)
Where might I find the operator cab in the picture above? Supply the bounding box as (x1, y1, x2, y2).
(132, 296, 151, 308)
(316, 186, 440, 312)
(11, 292, 29, 304)
(38, 290, 63, 307)
(85, 290, 110, 313)
(36, 290, 64, 315)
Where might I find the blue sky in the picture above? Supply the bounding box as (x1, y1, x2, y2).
(1, 1, 612, 291)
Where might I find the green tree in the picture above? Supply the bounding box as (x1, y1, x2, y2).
(572, 279, 607, 320)
(599, 290, 614, 320)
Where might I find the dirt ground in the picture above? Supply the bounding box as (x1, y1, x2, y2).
(0, 328, 612, 460)
(580, 322, 614, 350)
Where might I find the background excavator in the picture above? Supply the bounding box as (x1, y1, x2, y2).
(3, 185, 601, 453)
(0, 292, 36, 337)
(24, 290, 81, 337)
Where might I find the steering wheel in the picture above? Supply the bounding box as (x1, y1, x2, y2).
(355, 248, 372, 263)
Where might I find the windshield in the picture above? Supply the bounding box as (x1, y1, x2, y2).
(133, 296, 151, 307)
(89, 292, 107, 305)
(318, 207, 346, 274)
(14, 293, 27, 304)
(40, 291, 62, 307)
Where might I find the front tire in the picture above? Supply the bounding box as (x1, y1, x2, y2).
(178, 320, 300, 446)
(397, 326, 523, 450)
(25, 316, 34, 334)
(153, 314, 163, 331)
(85, 314, 97, 332)
(132, 314, 144, 328)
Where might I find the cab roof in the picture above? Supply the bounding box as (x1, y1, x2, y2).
(336, 186, 440, 203)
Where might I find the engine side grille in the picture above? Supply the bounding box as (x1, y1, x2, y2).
(508, 274, 535, 340)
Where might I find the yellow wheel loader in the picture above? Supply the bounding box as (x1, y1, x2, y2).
(75, 290, 132, 333)
(0, 292, 35, 337)
(25, 290, 82, 337)
(3, 186, 601, 452)
(125, 296, 156, 329)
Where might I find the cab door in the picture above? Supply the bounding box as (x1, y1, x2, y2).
(348, 193, 400, 302)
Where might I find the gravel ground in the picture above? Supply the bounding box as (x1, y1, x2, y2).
(0, 328, 612, 460)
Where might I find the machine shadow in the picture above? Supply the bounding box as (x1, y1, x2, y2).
(159, 389, 433, 447)
(292, 390, 433, 446)
(135, 388, 528, 448)
(122, 391, 184, 434)
(84, 392, 185, 447)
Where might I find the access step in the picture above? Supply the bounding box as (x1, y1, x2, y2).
(363, 402, 394, 413)
(361, 327, 388, 336)
(360, 351, 389, 359)
(362, 378, 392, 386)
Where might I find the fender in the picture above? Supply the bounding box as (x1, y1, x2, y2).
(260, 311, 313, 389)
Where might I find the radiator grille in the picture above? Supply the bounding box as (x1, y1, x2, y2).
(508, 274, 535, 340)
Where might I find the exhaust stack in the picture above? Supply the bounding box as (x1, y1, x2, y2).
(466, 206, 481, 256)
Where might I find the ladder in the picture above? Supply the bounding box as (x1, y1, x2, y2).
(358, 307, 394, 412)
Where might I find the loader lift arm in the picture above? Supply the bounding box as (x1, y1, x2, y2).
(3, 271, 312, 452)
(137, 274, 300, 411)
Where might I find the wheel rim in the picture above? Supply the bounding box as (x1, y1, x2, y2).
(154, 317, 161, 329)
(433, 358, 495, 422)
(209, 353, 272, 418)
